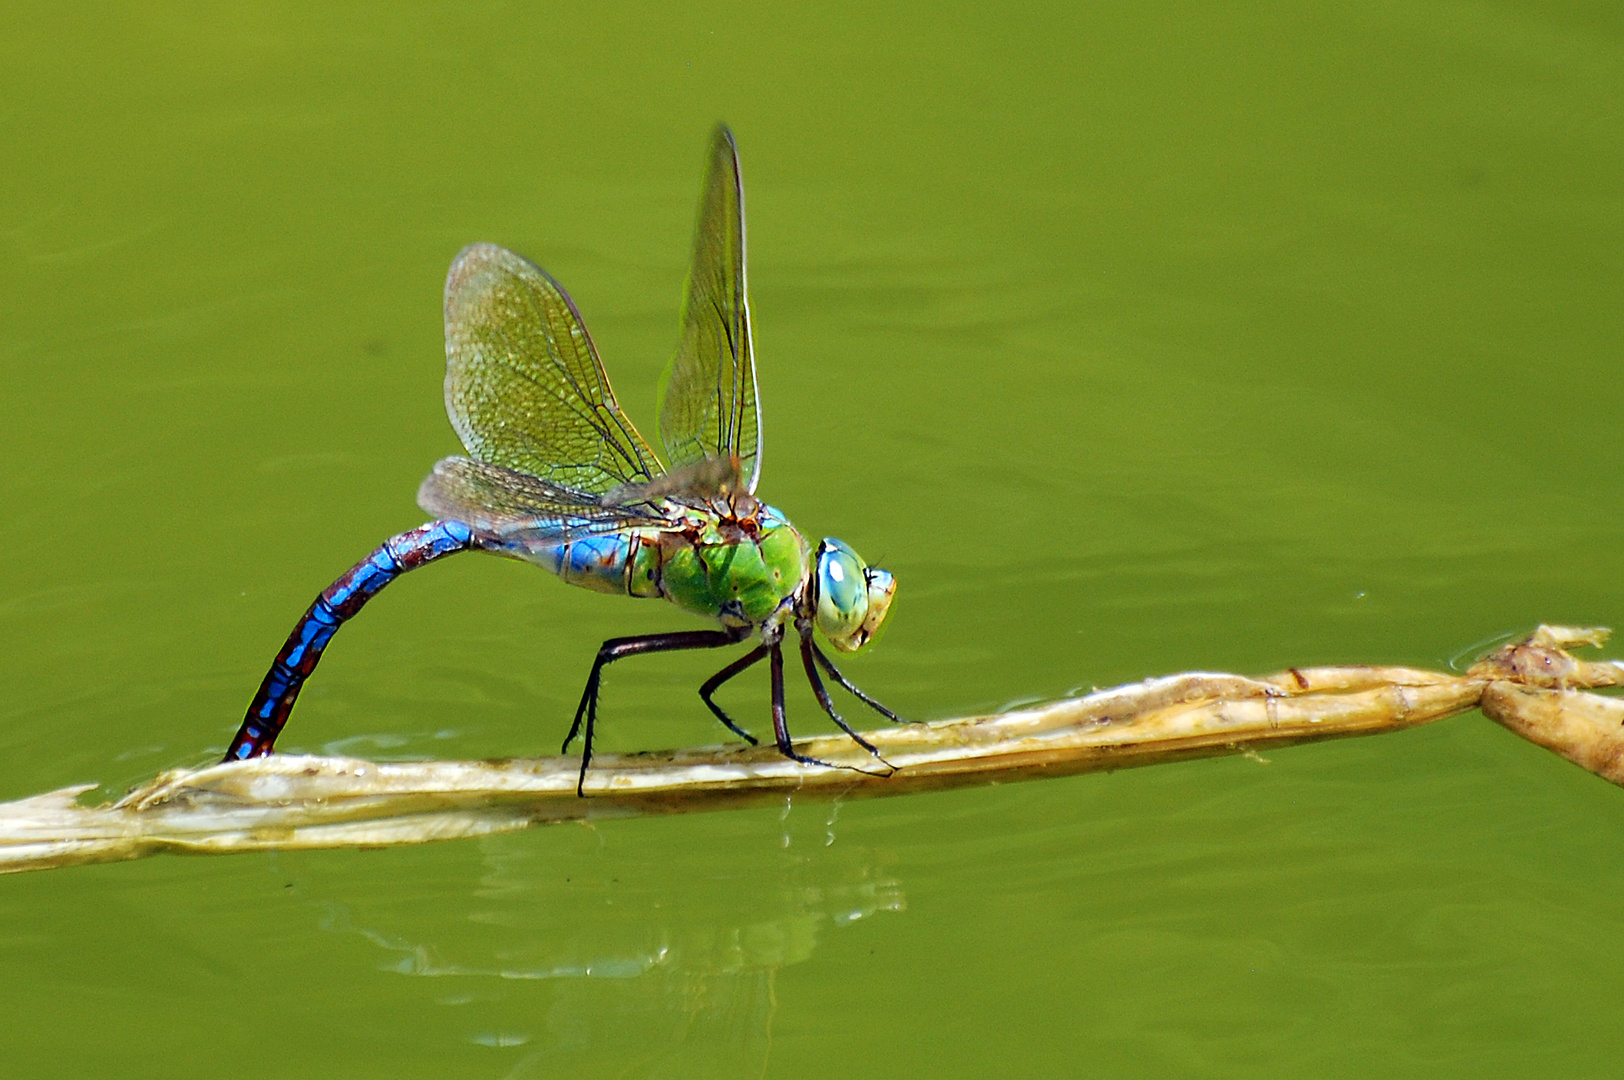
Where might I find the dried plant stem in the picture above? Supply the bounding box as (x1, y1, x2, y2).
(3, 626, 1620, 875)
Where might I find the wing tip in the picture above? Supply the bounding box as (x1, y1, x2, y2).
(416, 456, 465, 518)
(445, 242, 575, 314)
(446, 243, 508, 312)
(449, 242, 507, 273)
(709, 125, 740, 177)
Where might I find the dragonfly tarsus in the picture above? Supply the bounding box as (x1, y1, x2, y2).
(698, 645, 770, 744)
(566, 628, 747, 795)
(808, 640, 906, 725)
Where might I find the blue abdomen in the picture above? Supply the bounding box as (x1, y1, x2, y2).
(498, 532, 638, 596)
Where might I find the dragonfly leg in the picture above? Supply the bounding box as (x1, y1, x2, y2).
(767, 643, 890, 775)
(797, 633, 883, 757)
(565, 628, 745, 796)
(768, 642, 821, 766)
(224, 520, 477, 763)
(698, 645, 770, 745)
(809, 641, 905, 724)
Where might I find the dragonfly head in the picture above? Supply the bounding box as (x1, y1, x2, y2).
(812, 538, 896, 653)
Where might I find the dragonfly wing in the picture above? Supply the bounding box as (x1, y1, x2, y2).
(444, 243, 664, 497)
(417, 456, 671, 540)
(656, 125, 762, 494)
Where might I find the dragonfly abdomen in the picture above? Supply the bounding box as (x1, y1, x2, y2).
(225, 519, 477, 760)
(493, 531, 663, 598)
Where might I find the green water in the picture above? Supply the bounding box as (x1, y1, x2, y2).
(2, 2, 1621, 1075)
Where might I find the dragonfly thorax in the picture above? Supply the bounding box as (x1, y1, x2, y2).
(636, 500, 811, 629)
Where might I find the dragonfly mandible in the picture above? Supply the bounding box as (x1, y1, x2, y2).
(224, 126, 901, 794)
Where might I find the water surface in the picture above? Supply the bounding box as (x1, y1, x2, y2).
(2, 3, 1621, 1076)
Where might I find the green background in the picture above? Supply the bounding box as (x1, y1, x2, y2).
(2, 2, 1621, 1075)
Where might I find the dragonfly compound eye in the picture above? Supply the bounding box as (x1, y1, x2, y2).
(815, 538, 873, 651)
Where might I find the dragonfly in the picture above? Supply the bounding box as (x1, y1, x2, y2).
(224, 126, 901, 794)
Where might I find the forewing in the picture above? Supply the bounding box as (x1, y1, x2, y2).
(417, 456, 669, 541)
(656, 126, 762, 493)
(444, 243, 663, 497)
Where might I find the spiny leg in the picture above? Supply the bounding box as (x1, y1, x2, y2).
(699, 645, 771, 745)
(798, 633, 882, 757)
(809, 640, 905, 724)
(567, 628, 744, 795)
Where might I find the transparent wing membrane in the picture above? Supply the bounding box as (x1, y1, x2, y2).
(417, 456, 669, 540)
(602, 456, 746, 507)
(444, 243, 663, 497)
(656, 125, 762, 493)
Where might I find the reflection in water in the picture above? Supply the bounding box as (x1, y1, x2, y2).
(306, 798, 904, 1077)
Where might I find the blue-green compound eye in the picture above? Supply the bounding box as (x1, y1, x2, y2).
(814, 538, 896, 652)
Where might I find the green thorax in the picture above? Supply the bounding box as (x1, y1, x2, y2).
(632, 499, 808, 626)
